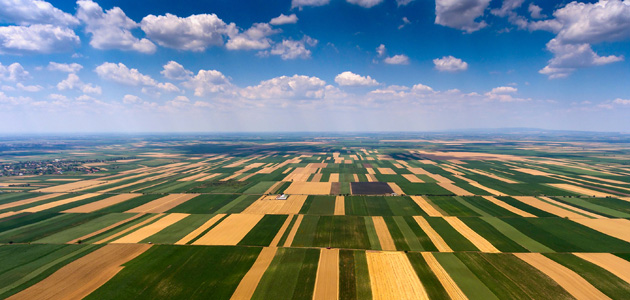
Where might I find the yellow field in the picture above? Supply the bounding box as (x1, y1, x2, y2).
(193, 214, 264, 245)
(366, 251, 429, 300)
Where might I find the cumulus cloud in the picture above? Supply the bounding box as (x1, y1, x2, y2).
(398, 17, 411, 29)
(433, 56, 468, 72)
(0, 0, 78, 26)
(539, 39, 624, 78)
(528, 3, 545, 19)
(0, 62, 29, 81)
(412, 83, 433, 92)
(397, 0, 414, 6)
(484, 86, 527, 102)
(384, 54, 410, 65)
(435, 0, 491, 33)
(291, 0, 330, 9)
(226, 23, 277, 50)
(76, 0, 156, 53)
(0, 24, 79, 53)
(16, 82, 42, 92)
(95, 62, 179, 92)
(240, 75, 328, 100)
(270, 14, 298, 25)
(182, 69, 233, 96)
(267, 36, 317, 60)
(140, 13, 236, 51)
(122, 94, 142, 104)
(335, 71, 378, 86)
(490, 0, 524, 17)
(47, 62, 82, 73)
(376, 44, 386, 57)
(613, 98, 630, 105)
(161, 61, 193, 80)
(346, 0, 384, 8)
(57, 73, 102, 94)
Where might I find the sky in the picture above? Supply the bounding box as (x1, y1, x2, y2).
(0, 0, 629, 133)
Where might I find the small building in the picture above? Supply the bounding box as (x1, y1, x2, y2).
(276, 194, 288, 200)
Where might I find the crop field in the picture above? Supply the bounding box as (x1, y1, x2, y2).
(2, 134, 630, 299)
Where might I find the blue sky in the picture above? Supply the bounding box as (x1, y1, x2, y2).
(1, 0, 629, 132)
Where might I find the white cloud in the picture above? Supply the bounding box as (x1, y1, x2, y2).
(270, 14, 298, 25)
(484, 86, 527, 102)
(76, 0, 156, 53)
(16, 82, 42, 92)
(412, 83, 433, 92)
(489, 86, 517, 94)
(0, 62, 29, 81)
(226, 23, 277, 50)
(268, 36, 317, 60)
(122, 94, 142, 104)
(528, 3, 545, 19)
(435, 0, 491, 33)
(0, 24, 79, 53)
(539, 39, 623, 79)
(140, 13, 236, 51)
(376, 44, 386, 57)
(57, 73, 102, 94)
(490, 0, 524, 17)
(0, 0, 78, 26)
(433, 55, 468, 72)
(47, 62, 82, 73)
(552, 0, 630, 45)
(397, 0, 414, 6)
(95, 62, 179, 92)
(161, 61, 193, 80)
(183, 69, 233, 96)
(240, 75, 328, 100)
(335, 71, 378, 86)
(291, 0, 330, 9)
(384, 54, 410, 65)
(613, 98, 630, 105)
(398, 17, 411, 29)
(346, 0, 383, 8)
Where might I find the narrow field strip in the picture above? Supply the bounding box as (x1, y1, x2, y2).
(283, 214, 303, 247)
(242, 195, 308, 214)
(8, 244, 151, 300)
(482, 196, 536, 217)
(443, 217, 500, 253)
(570, 218, 630, 243)
(94, 214, 165, 244)
(329, 173, 340, 182)
(175, 214, 226, 245)
(334, 196, 345, 215)
(366, 251, 429, 300)
(537, 196, 605, 218)
(312, 248, 339, 300)
(573, 253, 630, 284)
(412, 216, 452, 252)
(21, 193, 101, 213)
(269, 214, 294, 247)
(230, 247, 278, 300)
(193, 214, 264, 245)
(33, 180, 108, 193)
(454, 175, 505, 196)
(372, 216, 396, 251)
(548, 183, 615, 198)
(402, 174, 424, 183)
(410, 196, 444, 217)
(388, 183, 404, 195)
(126, 193, 199, 213)
(62, 194, 141, 213)
(68, 213, 145, 244)
(0, 193, 66, 211)
(513, 196, 588, 219)
(420, 252, 468, 300)
(514, 253, 610, 300)
(112, 213, 189, 243)
(437, 182, 474, 196)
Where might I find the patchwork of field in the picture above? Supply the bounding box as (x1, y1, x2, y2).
(2, 135, 630, 299)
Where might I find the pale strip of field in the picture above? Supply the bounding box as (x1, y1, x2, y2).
(33, 180, 108, 193)
(282, 167, 293, 174)
(269, 215, 294, 247)
(329, 173, 340, 182)
(62, 194, 141, 213)
(284, 182, 332, 195)
(580, 175, 628, 185)
(313, 248, 340, 300)
(421, 253, 468, 300)
(366, 168, 376, 174)
(538, 196, 604, 218)
(439, 166, 463, 176)
(378, 168, 396, 175)
(264, 181, 283, 194)
(393, 163, 404, 168)
(21, 193, 100, 213)
(193, 214, 264, 245)
(412, 216, 452, 252)
(573, 253, 630, 284)
(0, 211, 19, 220)
(334, 196, 345, 215)
(512, 168, 554, 176)
(482, 196, 536, 217)
(366, 251, 429, 300)
(372, 216, 396, 251)
(454, 175, 504, 196)
(113, 213, 189, 243)
(514, 253, 610, 300)
(94, 214, 164, 244)
(419, 159, 437, 165)
(242, 195, 308, 215)
(548, 183, 615, 197)
(408, 168, 452, 183)
(238, 173, 256, 182)
(283, 214, 303, 247)
(195, 173, 221, 181)
(443, 217, 500, 253)
(410, 196, 443, 217)
(230, 247, 278, 300)
(46, 178, 80, 181)
(0, 193, 66, 211)
(571, 218, 630, 243)
(310, 173, 323, 182)
(388, 182, 404, 195)
(366, 174, 378, 182)
(68, 213, 145, 244)
(177, 173, 210, 181)
(175, 214, 226, 245)
(126, 193, 200, 213)
(97, 172, 175, 193)
(466, 169, 518, 184)
(283, 165, 319, 182)
(8, 244, 151, 300)
(221, 173, 240, 181)
(353, 174, 359, 182)
(129, 180, 170, 193)
(402, 174, 424, 183)
(513, 196, 589, 219)
(438, 182, 474, 196)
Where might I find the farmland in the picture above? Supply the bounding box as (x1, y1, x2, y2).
(2, 133, 630, 299)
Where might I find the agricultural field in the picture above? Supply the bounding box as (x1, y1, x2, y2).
(2, 133, 630, 299)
